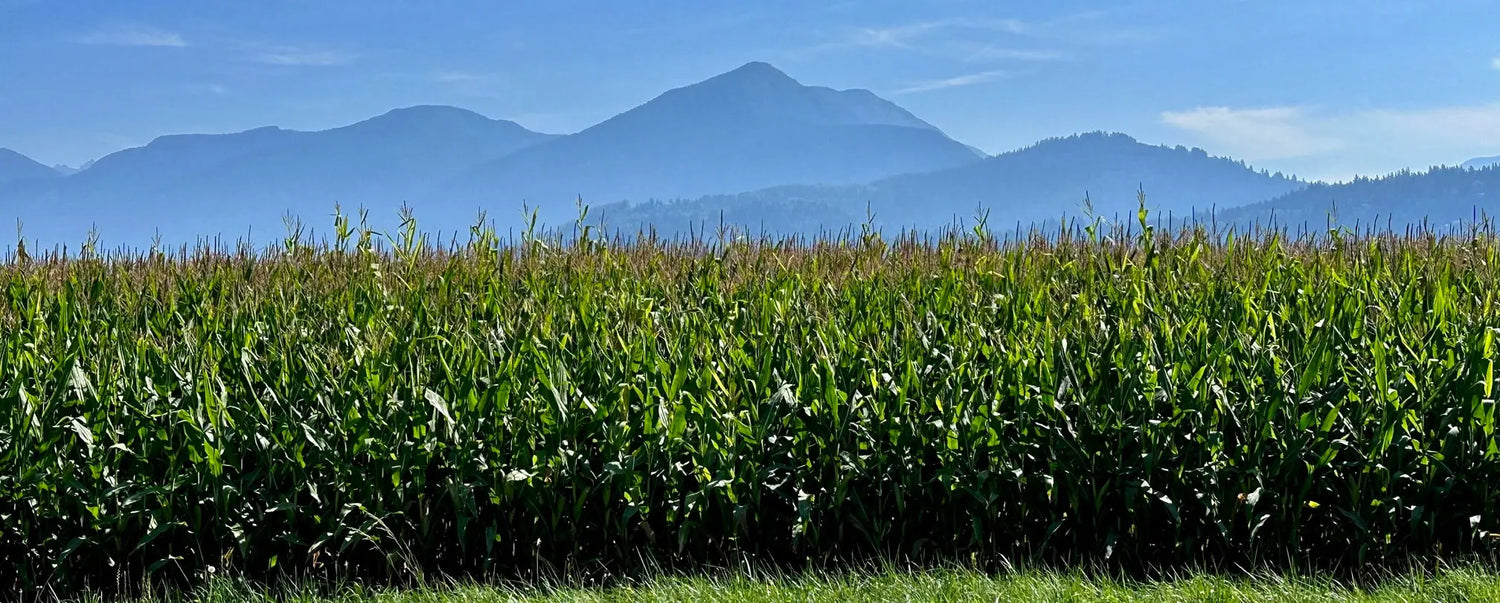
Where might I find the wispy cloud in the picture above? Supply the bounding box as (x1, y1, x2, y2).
(846, 18, 1027, 49)
(960, 45, 1068, 62)
(433, 71, 487, 84)
(1160, 106, 1341, 160)
(894, 69, 1008, 95)
(1162, 103, 1500, 181)
(253, 47, 355, 67)
(843, 23, 930, 49)
(1493, 55, 1500, 71)
(1030, 9, 1163, 46)
(70, 24, 186, 47)
(786, 10, 1143, 65)
(786, 17, 1032, 59)
(173, 83, 229, 96)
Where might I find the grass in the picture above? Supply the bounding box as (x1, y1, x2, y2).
(98, 565, 1500, 602)
(4, 205, 1500, 596)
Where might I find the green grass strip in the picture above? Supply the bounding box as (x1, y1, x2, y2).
(102, 566, 1500, 603)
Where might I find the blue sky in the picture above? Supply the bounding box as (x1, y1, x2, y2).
(2, 0, 1499, 182)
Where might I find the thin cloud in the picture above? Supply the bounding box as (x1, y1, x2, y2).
(1163, 103, 1500, 181)
(1029, 9, 1164, 46)
(1493, 55, 1500, 70)
(175, 83, 229, 96)
(893, 69, 1008, 95)
(845, 23, 930, 49)
(786, 10, 1146, 64)
(846, 17, 1028, 49)
(71, 24, 186, 47)
(786, 17, 1032, 59)
(961, 45, 1068, 62)
(433, 71, 487, 84)
(1160, 106, 1340, 160)
(1358, 104, 1500, 147)
(254, 47, 355, 67)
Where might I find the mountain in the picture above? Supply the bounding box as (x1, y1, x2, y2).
(50, 160, 93, 176)
(1463, 155, 1500, 170)
(2, 106, 556, 247)
(440, 62, 985, 225)
(142, 105, 557, 208)
(0, 64, 1318, 248)
(0, 148, 61, 184)
(591, 132, 1306, 236)
(1218, 164, 1500, 231)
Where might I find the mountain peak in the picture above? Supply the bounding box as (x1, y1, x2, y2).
(689, 61, 802, 95)
(348, 105, 498, 132)
(717, 61, 795, 82)
(597, 60, 943, 134)
(446, 61, 982, 223)
(376, 105, 492, 122)
(329, 105, 552, 140)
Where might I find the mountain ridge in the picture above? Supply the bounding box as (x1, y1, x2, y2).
(0, 61, 1387, 249)
(0, 148, 63, 184)
(437, 61, 985, 224)
(591, 131, 1306, 236)
(2, 106, 557, 246)
(1217, 164, 1500, 230)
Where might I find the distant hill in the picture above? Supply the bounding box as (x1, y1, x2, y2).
(592, 132, 1305, 237)
(1463, 155, 1500, 170)
(0, 63, 987, 248)
(50, 160, 93, 176)
(0, 148, 61, 184)
(1, 106, 556, 247)
(440, 61, 984, 225)
(1, 63, 1339, 249)
(1218, 165, 1500, 231)
(142, 105, 558, 210)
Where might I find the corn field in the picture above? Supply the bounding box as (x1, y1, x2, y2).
(2, 209, 1499, 595)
